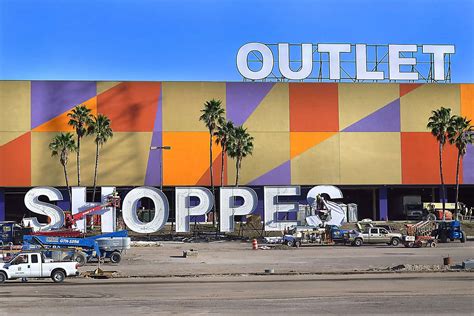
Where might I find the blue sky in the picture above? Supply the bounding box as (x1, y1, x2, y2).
(0, 0, 473, 82)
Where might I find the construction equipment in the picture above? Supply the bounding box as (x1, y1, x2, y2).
(0, 222, 32, 245)
(22, 230, 130, 265)
(23, 192, 121, 238)
(433, 220, 466, 243)
(403, 220, 437, 248)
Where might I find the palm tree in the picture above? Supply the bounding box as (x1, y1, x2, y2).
(448, 115, 474, 216)
(227, 126, 254, 186)
(427, 107, 453, 217)
(89, 114, 113, 201)
(214, 120, 235, 187)
(67, 105, 93, 186)
(49, 132, 77, 200)
(199, 99, 225, 226)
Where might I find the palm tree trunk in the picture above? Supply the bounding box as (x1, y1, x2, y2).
(235, 159, 240, 187)
(455, 151, 461, 216)
(220, 149, 225, 187)
(439, 142, 446, 220)
(92, 142, 100, 201)
(77, 136, 81, 186)
(63, 163, 71, 206)
(209, 132, 216, 227)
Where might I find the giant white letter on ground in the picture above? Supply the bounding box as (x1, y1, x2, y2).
(71, 187, 117, 233)
(220, 187, 258, 232)
(122, 186, 169, 234)
(306, 185, 345, 227)
(264, 186, 300, 231)
(23, 187, 64, 231)
(175, 187, 213, 232)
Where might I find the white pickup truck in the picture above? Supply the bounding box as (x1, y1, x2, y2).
(0, 252, 79, 283)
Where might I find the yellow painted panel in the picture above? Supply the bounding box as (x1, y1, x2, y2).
(0, 132, 26, 147)
(291, 133, 340, 184)
(400, 84, 461, 132)
(0, 81, 31, 132)
(32, 132, 152, 186)
(96, 82, 121, 95)
(338, 83, 399, 130)
(461, 84, 474, 122)
(245, 83, 289, 132)
(162, 82, 226, 132)
(339, 132, 401, 184)
(227, 132, 290, 185)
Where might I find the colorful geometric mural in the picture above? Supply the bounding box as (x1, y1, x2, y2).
(0, 81, 473, 187)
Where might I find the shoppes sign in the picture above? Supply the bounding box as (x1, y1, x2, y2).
(237, 43, 455, 81)
(23, 185, 343, 234)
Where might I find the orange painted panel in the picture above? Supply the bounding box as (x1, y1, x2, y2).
(196, 153, 227, 186)
(289, 83, 339, 132)
(0, 132, 31, 186)
(97, 82, 160, 132)
(461, 84, 474, 122)
(290, 132, 336, 159)
(401, 132, 460, 184)
(34, 97, 97, 132)
(162, 132, 221, 186)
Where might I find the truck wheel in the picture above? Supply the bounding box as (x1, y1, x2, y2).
(285, 240, 293, 247)
(391, 238, 400, 247)
(354, 238, 363, 247)
(110, 252, 122, 264)
(405, 242, 414, 248)
(0, 272, 6, 284)
(74, 252, 87, 267)
(51, 270, 65, 283)
(295, 240, 302, 248)
(461, 232, 466, 243)
(430, 241, 437, 248)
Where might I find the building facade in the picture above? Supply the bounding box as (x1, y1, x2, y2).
(1, 81, 473, 221)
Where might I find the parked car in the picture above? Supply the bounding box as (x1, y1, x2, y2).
(348, 227, 403, 247)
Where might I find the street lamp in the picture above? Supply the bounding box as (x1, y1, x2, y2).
(150, 146, 172, 190)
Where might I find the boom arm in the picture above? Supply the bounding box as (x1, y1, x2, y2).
(65, 194, 120, 229)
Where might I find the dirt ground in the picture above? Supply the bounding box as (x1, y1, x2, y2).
(84, 240, 474, 277)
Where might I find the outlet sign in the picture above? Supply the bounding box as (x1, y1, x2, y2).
(23, 185, 344, 234)
(237, 43, 455, 81)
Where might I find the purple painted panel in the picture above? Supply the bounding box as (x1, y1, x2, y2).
(145, 132, 162, 186)
(31, 81, 96, 129)
(153, 93, 162, 132)
(248, 161, 291, 185)
(145, 93, 163, 186)
(226, 82, 274, 126)
(343, 99, 400, 132)
(463, 144, 474, 184)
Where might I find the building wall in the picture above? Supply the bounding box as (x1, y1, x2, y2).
(0, 81, 473, 187)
